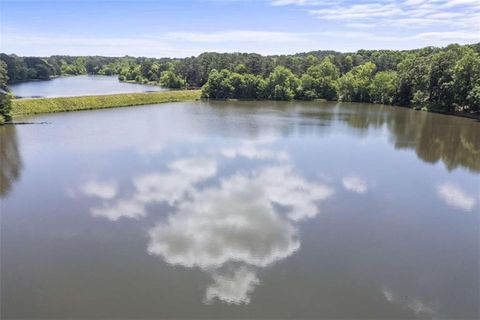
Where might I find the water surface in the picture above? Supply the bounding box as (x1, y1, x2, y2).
(8, 75, 166, 98)
(1, 101, 479, 319)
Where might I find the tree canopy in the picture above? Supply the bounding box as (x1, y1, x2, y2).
(2, 42, 479, 114)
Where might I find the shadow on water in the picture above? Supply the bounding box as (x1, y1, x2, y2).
(0, 125, 22, 197)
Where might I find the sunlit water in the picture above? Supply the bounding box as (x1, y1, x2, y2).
(8, 75, 166, 98)
(1, 101, 479, 319)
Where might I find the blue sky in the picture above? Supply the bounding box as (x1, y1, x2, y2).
(1, 0, 479, 57)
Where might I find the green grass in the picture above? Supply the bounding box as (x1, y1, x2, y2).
(11, 90, 201, 117)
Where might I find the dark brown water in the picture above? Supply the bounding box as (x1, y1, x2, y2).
(1, 101, 479, 319)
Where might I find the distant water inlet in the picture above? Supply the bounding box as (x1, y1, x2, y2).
(8, 75, 166, 98)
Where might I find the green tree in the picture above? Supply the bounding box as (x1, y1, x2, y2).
(297, 73, 317, 100)
(452, 48, 480, 111)
(159, 70, 186, 89)
(369, 71, 399, 104)
(466, 84, 480, 112)
(0, 61, 12, 123)
(338, 62, 376, 102)
(305, 57, 340, 100)
(243, 73, 266, 99)
(202, 69, 234, 99)
(428, 46, 462, 111)
(234, 64, 248, 74)
(265, 66, 300, 100)
(397, 54, 431, 107)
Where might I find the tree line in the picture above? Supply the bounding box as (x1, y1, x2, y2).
(1, 42, 479, 122)
(200, 44, 480, 115)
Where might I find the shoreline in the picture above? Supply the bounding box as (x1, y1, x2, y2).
(7, 92, 478, 121)
(424, 108, 480, 120)
(10, 90, 201, 118)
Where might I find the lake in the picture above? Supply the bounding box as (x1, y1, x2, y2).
(1, 101, 479, 319)
(8, 75, 166, 98)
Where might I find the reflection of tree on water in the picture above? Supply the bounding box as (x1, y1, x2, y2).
(330, 103, 480, 172)
(388, 110, 480, 172)
(0, 125, 22, 197)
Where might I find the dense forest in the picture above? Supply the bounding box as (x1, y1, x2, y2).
(1, 43, 479, 122)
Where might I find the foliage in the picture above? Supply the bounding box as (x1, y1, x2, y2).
(202, 69, 267, 100)
(159, 70, 186, 89)
(338, 62, 376, 102)
(301, 57, 339, 100)
(265, 66, 300, 100)
(201, 69, 234, 99)
(0, 60, 12, 122)
(369, 71, 399, 105)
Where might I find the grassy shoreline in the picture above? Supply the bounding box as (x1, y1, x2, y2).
(11, 90, 201, 117)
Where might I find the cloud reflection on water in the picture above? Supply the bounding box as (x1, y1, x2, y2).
(205, 267, 260, 305)
(81, 180, 118, 200)
(436, 182, 476, 212)
(342, 176, 368, 194)
(382, 288, 437, 317)
(84, 157, 218, 221)
(77, 137, 477, 306)
(147, 163, 333, 304)
(80, 142, 334, 304)
(147, 167, 303, 269)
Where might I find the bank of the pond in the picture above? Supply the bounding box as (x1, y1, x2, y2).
(11, 90, 201, 117)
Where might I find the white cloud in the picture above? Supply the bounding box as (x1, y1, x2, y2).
(309, 3, 403, 20)
(2, 33, 201, 57)
(147, 167, 303, 269)
(219, 143, 288, 160)
(83, 157, 218, 221)
(287, 0, 480, 44)
(146, 164, 333, 269)
(146, 163, 333, 303)
(345, 23, 375, 29)
(91, 198, 146, 221)
(270, 0, 329, 5)
(436, 183, 476, 211)
(342, 176, 368, 194)
(81, 180, 117, 200)
(168, 157, 218, 179)
(413, 31, 480, 41)
(165, 30, 310, 44)
(133, 158, 218, 206)
(205, 267, 260, 304)
(257, 166, 334, 221)
(383, 288, 437, 316)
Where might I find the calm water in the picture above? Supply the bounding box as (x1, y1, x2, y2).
(1, 101, 479, 319)
(8, 75, 166, 98)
